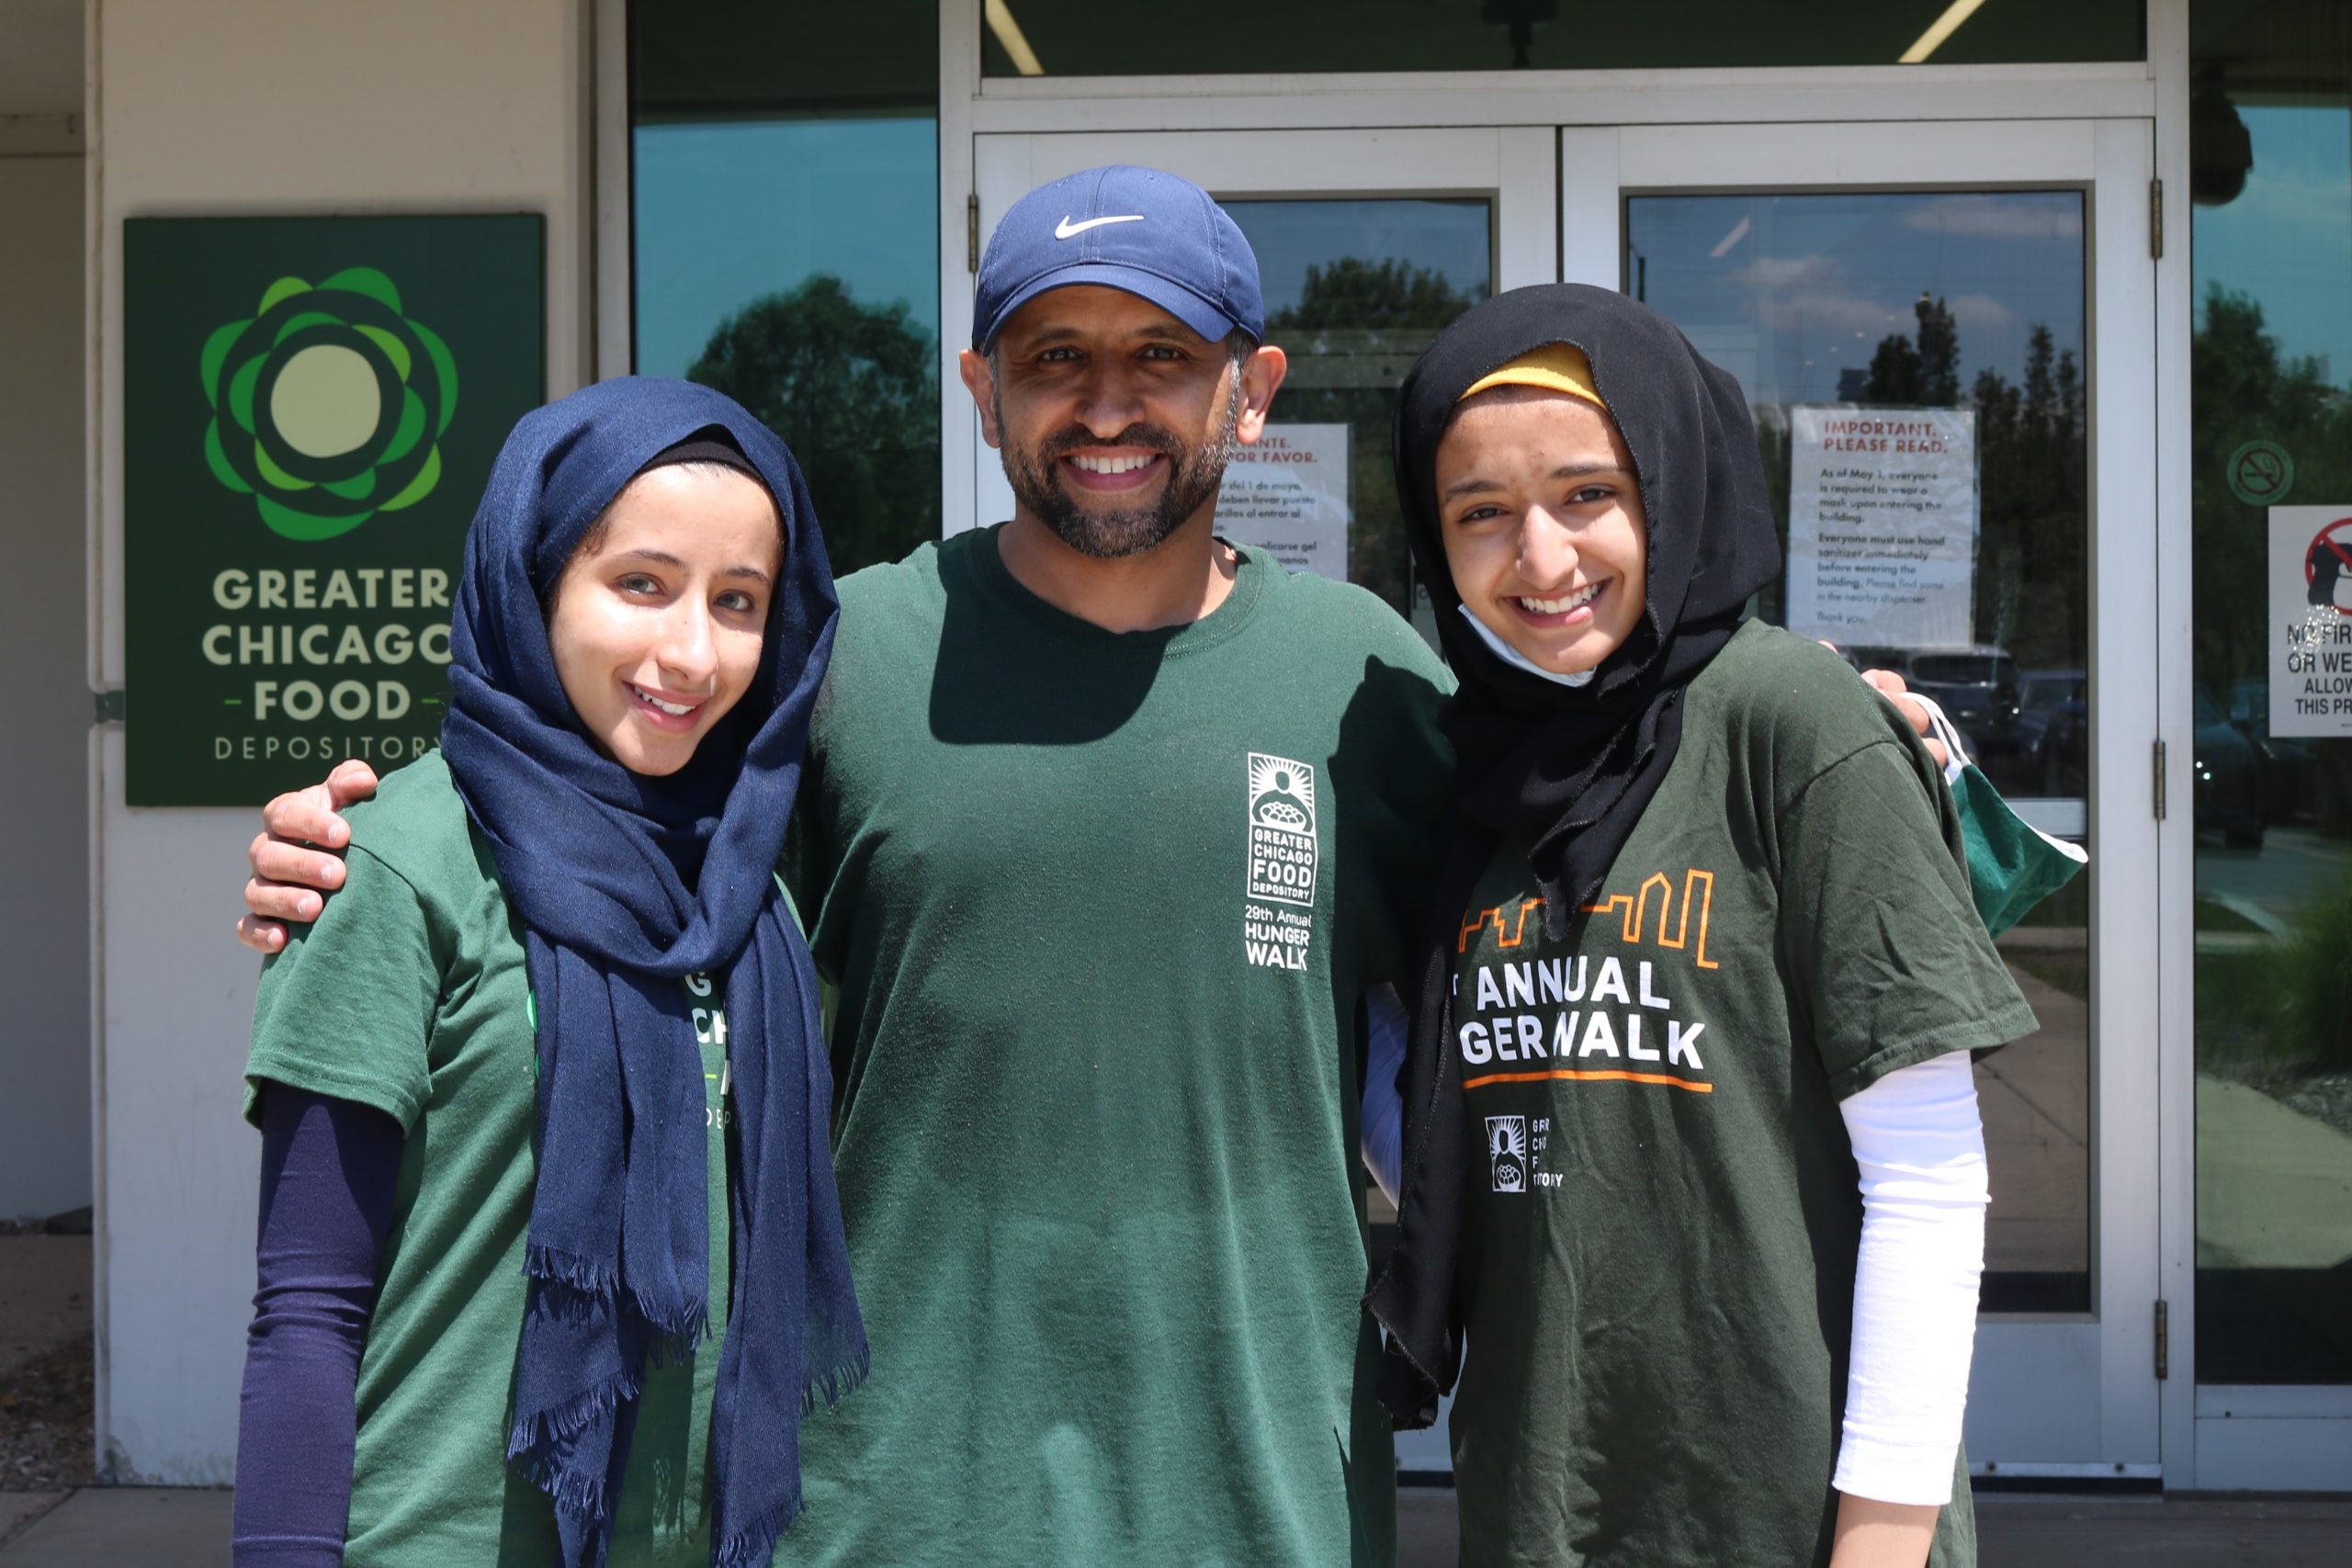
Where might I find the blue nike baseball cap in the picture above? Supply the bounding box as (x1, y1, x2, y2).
(972, 164, 1265, 352)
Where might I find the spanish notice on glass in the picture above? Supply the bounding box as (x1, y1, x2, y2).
(1213, 423, 1350, 581)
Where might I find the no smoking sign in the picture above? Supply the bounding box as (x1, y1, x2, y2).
(2230, 438, 2294, 506)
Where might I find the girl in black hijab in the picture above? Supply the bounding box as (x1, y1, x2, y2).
(1368, 286, 2035, 1568)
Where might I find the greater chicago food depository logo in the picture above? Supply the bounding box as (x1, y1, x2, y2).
(200, 267, 458, 542)
(1245, 752, 1320, 908)
(1487, 1116, 1527, 1193)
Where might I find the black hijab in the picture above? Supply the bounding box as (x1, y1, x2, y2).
(1366, 284, 1781, 1424)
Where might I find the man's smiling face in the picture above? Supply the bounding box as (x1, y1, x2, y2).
(967, 285, 1249, 559)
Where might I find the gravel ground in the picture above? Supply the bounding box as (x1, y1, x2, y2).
(2209, 1059, 2352, 1142)
(2277, 1068, 2352, 1141)
(0, 1331, 94, 1490)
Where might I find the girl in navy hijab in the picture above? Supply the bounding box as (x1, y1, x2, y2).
(232, 378, 865, 1568)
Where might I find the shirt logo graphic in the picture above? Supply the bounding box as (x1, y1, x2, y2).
(1242, 752, 1318, 971)
(1054, 214, 1145, 240)
(1246, 753, 1317, 908)
(1487, 1116, 1528, 1193)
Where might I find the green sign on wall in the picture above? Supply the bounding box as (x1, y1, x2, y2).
(124, 214, 542, 806)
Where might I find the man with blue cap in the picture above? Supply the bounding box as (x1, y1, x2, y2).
(243, 164, 1448, 1568)
(775, 163, 1447, 1566)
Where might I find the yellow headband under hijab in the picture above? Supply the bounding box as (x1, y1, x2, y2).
(1456, 342, 1607, 409)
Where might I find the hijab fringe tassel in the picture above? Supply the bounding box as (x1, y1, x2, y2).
(506, 1368, 642, 1472)
(802, 1348, 871, 1416)
(524, 1245, 712, 1346)
(713, 1495, 801, 1568)
(707, 1353, 866, 1568)
(523, 1245, 622, 1303)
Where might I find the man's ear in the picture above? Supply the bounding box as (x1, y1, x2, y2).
(957, 349, 1002, 451)
(1233, 344, 1290, 447)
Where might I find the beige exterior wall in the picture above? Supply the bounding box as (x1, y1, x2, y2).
(87, 0, 593, 1482)
(0, 147, 92, 1225)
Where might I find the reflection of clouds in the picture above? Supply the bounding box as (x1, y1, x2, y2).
(1950, 292, 2018, 331)
(1728, 253, 1845, 289)
(1722, 252, 1910, 339)
(2194, 107, 2352, 388)
(2233, 164, 2352, 236)
(1757, 289, 1911, 339)
(1901, 195, 2083, 240)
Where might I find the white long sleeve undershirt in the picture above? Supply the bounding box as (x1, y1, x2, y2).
(1832, 1048, 1990, 1506)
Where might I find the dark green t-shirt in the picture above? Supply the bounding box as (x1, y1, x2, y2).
(779, 530, 1453, 1567)
(245, 751, 732, 1568)
(1446, 622, 2035, 1568)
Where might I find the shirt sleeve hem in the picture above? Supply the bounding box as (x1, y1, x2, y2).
(243, 1061, 422, 1135)
(1827, 999, 2039, 1101)
(1832, 1445, 1961, 1507)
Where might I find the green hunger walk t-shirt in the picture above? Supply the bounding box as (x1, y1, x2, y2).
(245, 751, 733, 1568)
(1445, 622, 2036, 1568)
(778, 530, 1453, 1567)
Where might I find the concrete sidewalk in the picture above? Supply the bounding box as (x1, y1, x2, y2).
(4, 1485, 2348, 1564)
(1400, 1490, 2352, 1565)
(1, 1489, 226, 1567)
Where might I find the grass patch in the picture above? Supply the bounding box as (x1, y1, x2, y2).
(2193, 897, 2267, 934)
(2196, 881, 2352, 1077)
(2275, 882, 2352, 1073)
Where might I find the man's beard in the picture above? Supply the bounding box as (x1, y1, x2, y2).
(999, 380, 1243, 559)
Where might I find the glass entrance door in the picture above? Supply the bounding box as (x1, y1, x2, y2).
(2183, 8, 2352, 1486)
(1567, 118, 2162, 1477)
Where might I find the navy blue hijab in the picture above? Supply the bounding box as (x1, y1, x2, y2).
(440, 377, 864, 1567)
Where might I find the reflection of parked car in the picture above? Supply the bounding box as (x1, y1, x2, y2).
(2017, 669, 2087, 795)
(2195, 687, 2265, 849)
(2226, 677, 2320, 825)
(1837, 643, 2020, 768)
(1907, 648, 2021, 761)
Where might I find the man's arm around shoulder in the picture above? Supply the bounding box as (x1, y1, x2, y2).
(238, 759, 381, 953)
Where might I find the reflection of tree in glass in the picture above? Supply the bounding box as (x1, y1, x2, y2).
(1967, 323, 2085, 671)
(686, 276, 940, 578)
(1842, 295, 2087, 674)
(1264, 258, 1480, 614)
(1271, 257, 1479, 335)
(1861, 292, 1962, 407)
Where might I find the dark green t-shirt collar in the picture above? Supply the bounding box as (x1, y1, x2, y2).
(953, 523, 1269, 662)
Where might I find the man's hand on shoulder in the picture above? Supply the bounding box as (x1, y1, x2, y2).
(1855, 668, 1948, 770)
(237, 759, 381, 953)
(1817, 641, 1948, 771)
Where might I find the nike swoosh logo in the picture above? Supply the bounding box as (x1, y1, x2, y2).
(1055, 214, 1145, 240)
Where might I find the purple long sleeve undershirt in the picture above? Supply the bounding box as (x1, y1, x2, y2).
(232, 1085, 404, 1568)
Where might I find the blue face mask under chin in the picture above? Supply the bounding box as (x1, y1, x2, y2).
(1457, 604, 1598, 688)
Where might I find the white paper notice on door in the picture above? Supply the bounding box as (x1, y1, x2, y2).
(1785, 406, 1978, 648)
(1215, 423, 1349, 581)
(2269, 504, 2352, 737)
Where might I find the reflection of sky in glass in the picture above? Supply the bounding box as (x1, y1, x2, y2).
(2193, 104, 2352, 389)
(1223, 198, 1491, 318)
(632, 119, 939, 378)
(1627, 192, 2086, 408)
